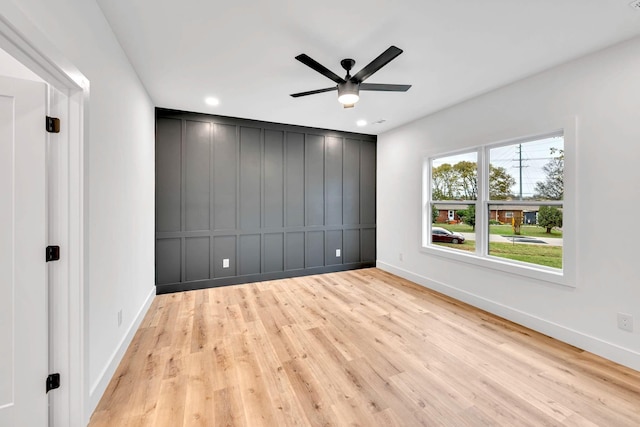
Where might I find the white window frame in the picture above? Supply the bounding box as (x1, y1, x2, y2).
(421, 118, 576, 288)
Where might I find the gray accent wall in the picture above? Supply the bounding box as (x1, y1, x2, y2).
(155, 109, 376, 294)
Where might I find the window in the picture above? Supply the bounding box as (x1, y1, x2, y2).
(487, 135, 563, 269)
(423, 128, 572, 286)
(428, 152, 477, 254)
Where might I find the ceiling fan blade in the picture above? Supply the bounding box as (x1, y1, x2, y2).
(290, 87, 337, 98)
(295, 54, 345, 84)
(351, 46, 403, 83)
(360, 83, 411, 92)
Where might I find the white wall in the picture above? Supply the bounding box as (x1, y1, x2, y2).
(2, 0, 156, 419)
(378, 36, 640, 371)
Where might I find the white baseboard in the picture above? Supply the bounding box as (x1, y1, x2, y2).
(377, 261, 640, 372)
(88, 286, 156, 414)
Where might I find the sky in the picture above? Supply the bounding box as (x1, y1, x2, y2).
(432, 135, 564, 199)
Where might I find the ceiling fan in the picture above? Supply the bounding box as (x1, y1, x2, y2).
(290, 45, 411, 108)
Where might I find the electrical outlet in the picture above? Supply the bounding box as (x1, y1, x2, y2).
(617, 313, 633, 332)
(223, 258, 230, 268)
(336, 249, 341, 257)
(117, 309, 122, 327)
(399, 252, 403, 261)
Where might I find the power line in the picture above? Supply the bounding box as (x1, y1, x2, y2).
(513, 156, 555, 161)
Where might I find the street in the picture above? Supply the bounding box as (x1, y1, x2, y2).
(460, 233, 563, 246)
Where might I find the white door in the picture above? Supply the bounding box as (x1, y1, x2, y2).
(0, 76, 48, 426)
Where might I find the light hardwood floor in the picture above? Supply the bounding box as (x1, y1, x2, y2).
(89, 268, 640, 426)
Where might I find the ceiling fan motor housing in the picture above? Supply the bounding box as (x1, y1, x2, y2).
(337, 80, 360, 104)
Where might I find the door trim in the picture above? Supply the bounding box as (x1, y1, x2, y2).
(0, 6, 89, 426)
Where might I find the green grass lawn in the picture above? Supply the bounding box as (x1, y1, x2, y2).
(435, 240, 476, 252)
(434, 240, 562, 269)
(488, 242, 562, 268)
(437, 223, 562, 238)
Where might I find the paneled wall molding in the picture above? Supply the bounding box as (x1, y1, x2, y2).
(155, 109, 376, 294)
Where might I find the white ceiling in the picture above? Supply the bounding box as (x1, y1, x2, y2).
(96, 0, 640, 135)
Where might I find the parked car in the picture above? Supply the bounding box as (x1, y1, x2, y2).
(432, 226, 465, 244)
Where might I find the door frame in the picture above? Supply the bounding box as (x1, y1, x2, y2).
(0, 6, 89, 426)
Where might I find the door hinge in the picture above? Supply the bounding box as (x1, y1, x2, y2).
(46, 116, 60, 133)
(46, 373, 60, 393)
(46, 245, 60, 262)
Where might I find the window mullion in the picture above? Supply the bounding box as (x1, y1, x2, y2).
(477, 147, 489, 257)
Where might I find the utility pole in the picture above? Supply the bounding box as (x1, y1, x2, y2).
(511, 145, 529, 199)
(518, 144, 523, 200)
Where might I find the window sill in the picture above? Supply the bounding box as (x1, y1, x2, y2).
(419, 244, 573, 288)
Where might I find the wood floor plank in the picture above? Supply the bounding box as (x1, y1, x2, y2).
(231, 330, 279, 427)
(372, 407, 404, 427)
(346, 357, 432, 426)
(182, 351, 216, 427)
(288, 325, 380, 426)
(213, 386, 245, 427)
(89, 268, 640, 426)
(152, 373, 188, 427)
(250, 320, 310, 427)
(282, 357, 339, 426)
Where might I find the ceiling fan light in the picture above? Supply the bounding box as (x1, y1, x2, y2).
(338, 93, 359, 105)
(337, 81, 360, 105)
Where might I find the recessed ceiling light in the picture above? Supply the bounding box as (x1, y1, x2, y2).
(205, 97, 220, 106)
(356, 120, 367, 127)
